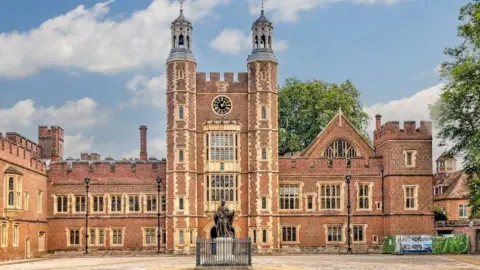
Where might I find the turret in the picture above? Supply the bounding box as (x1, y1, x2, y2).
(247, 4, 277, 63)
(167, 2, 195, 63)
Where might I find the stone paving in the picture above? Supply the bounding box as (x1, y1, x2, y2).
(1, 254, 480, 270)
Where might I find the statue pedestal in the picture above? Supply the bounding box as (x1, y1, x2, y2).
(215, 237, 234, 263)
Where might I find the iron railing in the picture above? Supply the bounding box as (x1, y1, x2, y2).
(196, 238, 252, 267)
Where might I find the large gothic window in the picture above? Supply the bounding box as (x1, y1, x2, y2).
(323, 139, 357, 159)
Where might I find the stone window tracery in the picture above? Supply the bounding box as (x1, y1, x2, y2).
(206, 174, 238, 202)
(324, 139, 357, 159)
(320, 184, 342, 210)
(279, 185, 300, 210)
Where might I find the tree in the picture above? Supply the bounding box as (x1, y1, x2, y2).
(278, 78, 370, 156)
(429, 0, 480, 217)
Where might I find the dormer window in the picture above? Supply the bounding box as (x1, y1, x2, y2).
(324, 139, 357, 159)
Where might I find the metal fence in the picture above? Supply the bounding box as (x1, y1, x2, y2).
(196, 238, 252, 267)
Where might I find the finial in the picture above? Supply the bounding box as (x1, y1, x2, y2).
(261, 0, 264, 15)
(180, 0, 184, 12)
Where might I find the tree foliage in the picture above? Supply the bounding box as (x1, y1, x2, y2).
(278, 78, 370, 156)
(429, 0, 480, 218)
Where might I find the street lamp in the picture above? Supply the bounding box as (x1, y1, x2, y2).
(156, 176, 163, 254)
(84, 177, 90, 254)
(345, 174, 352, 254)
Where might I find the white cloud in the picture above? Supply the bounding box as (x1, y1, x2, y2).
(126, 74, 166, 108)
(0, 98, 107, 132)
(249, 0, 402, 23)
(210, 28, 288, 54)
(0, 0, 229, 78)
(63, 133, 95, 158)
(0, 98, 106, 160)
(364, 83, 454, 170)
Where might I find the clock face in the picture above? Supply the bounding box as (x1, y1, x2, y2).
(212, 96, 232, 115)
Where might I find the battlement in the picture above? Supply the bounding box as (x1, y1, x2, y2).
(373, 117, 432, 147)
(80, 153, 101, 161)
(0, 133, 46, 174)
(48, 159, 166, 180)
(279, 157, 383, 175)
(38, 126, 64, 140)
(196, 72, 248, 93)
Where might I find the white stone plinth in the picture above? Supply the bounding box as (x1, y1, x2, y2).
(215, 237, 234, 263)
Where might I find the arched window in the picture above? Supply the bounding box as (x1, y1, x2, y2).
(173, 35, 176, 48)
(261, 35, 266, 48)
(179, 34, 184, 47)
(8, 177, 14, 206)
(255, 36, 259, 49)
(323, 139, 357, 159)
(186, 36, 190, 49)
(268, 35, 272, 49)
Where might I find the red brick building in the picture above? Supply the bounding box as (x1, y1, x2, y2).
(433, 154, 480, 252)
(0, 7, 434, 259)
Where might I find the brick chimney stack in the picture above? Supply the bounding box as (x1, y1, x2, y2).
(140, 126, 148, 160)
(375, 114, 382, 130)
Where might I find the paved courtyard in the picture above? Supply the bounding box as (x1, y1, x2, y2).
(1, 255, 480, 270)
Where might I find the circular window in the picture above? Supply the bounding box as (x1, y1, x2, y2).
(212, 96, 232, 115)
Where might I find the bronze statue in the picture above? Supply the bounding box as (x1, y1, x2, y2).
(214, 200, 235, 238)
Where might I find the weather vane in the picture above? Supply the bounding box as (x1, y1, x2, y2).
(261, 0, 264, 10)
(180, 0, 184, 10)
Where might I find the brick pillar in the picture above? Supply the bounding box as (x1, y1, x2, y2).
(51, 126, 60, 161)
(140, 126, 148, 160)
(375, 114, 382, 130)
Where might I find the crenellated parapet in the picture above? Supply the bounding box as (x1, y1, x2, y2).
(196, 72, 248, 93)
(38, 126, 64, 161)
(48, 159, 166, 182)
(374, 116, 432, 147)
(0, 133, 46, 174)
(279, 156, 383, 175)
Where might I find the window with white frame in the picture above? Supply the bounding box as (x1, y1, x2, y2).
(89, 229, 96, 245)
(207, 133, 237, 161)
(38, 232, 45, 252)
(262, 229, 267, 243)
(13, 224, 19, 247)
(6, 174, 22, 209)
(179, 198, 184, 210)
(161, 195, 166, 212)
(261, 148, 267, 160)
(179, 150, 184, 162)
(280, 185, 300, 210)
(99, 229, 105, 245)
(37, 191, 43, 213)
(24, 192, 29, 211)
(111, 229, 123, 246)
(146, 195, 157, 212)
(320, 184, 342, 210)
(404, 150, 417, 168)
(324, 140, 357, 159)
(327, 225, 343, 242)
(56, 196, 68, 213)
(459, 204, 469, 218)
(261, 106, 267, 120)
(92, 195, 104, 213)
(128, 195, 140, 212)
(352, 225, 365, 242)
(281, 227, 297, 242)
(74, 196, 86, 213)
(357, 184, 371, 210)
(110, 195, 122, 213)
(1, 223, 7, 247)
(179, 106, 184, 120)
(145, 228, 157, 245)
(162, 231, 166, 245)
(373, 235, 379, 244)
(404, 186, 418, 210)
(179, 230, 185, 245)
(307, 195, 313, 210)
(69, 229, 81, 246)
(206, 174, 238, 202)
(261, 197, 267, 210)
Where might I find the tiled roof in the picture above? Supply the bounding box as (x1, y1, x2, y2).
(433, 171, 469, 200)
(4, 166, 23, 175)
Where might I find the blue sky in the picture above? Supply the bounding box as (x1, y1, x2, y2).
(0, 0, 469, 161)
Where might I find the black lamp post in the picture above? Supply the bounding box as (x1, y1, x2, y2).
(156, 176, 162, 254)
(345, 174, 352, 254)
(84, 177, 90, 254)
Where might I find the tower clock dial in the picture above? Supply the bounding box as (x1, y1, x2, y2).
(212, 96, 232, 115)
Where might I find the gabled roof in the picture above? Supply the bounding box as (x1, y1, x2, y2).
(301, 110, 374, 158)
(4, 166, 23, 175)
(434, 171, 469, 200)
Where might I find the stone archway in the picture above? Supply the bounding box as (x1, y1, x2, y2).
(205, 221, 241, 239)
(210, 226, 236, 239)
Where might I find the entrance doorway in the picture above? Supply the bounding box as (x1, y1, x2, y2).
(210, 226, 235, 239)
(25, 238, 31, 259)
(476, 231, 480, 252)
